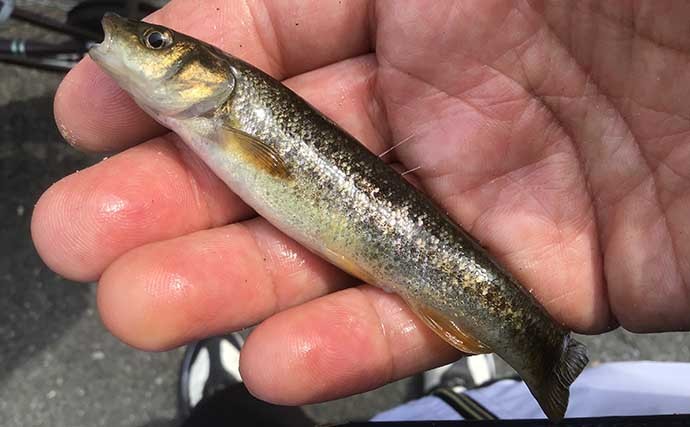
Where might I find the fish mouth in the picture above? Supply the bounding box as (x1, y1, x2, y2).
(89, 12, 122, 61)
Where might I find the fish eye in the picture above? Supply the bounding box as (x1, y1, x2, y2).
(143, 29, 172, 50)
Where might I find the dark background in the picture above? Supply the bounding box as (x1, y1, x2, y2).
(1, 1, 688, 426)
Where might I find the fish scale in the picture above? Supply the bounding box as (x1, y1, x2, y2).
(89, 13, 588, 421)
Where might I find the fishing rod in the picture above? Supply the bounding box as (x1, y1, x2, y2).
(2, 1, 101, 40)
(0, 38, 90, 55)
(0, 0, 158, 71)
(0, 53, 81, 71)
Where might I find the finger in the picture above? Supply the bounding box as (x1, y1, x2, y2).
(54, 59, 167, 152)
(35, 55, 383, 282)
(240, 286, 460, 405)
(157, 0, 372, 78)
(97, 218, 354, 351)
(55, 0, 372, 151)
(31, 136, 251, 282)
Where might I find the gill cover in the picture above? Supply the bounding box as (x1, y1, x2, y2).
(90, 13, 234, 117)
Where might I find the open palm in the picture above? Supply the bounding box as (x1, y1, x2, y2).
(32, 0, 689, 405)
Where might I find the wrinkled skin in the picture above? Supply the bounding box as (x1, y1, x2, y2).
(32, 0, 690, 405)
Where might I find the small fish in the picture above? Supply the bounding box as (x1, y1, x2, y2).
(89, 14, 587, 420)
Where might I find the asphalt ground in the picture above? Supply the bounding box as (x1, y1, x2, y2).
(1, 3, 689, 426)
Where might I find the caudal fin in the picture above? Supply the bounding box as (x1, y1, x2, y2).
(530, 337, 589, 421)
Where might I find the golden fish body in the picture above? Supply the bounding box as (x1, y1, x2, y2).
(90, 14, 588, 420)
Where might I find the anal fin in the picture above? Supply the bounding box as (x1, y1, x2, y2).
(410, 301, 491, 355)
(321, 247, 379, 286)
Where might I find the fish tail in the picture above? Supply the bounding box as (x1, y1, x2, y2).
(527, 336, 589, 421)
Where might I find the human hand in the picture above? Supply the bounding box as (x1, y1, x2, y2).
(32, 0, 690, 405)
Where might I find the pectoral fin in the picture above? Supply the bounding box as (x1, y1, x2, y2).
(409, 301, 491, 354)
(220, 126, 290, 179)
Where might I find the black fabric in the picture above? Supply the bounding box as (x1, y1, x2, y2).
(335, 413, 690, 426)
(432, 387, 497, 421)
(181, 383, 314, 427)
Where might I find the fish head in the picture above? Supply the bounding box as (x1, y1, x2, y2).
(89, 13, 234, 118)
